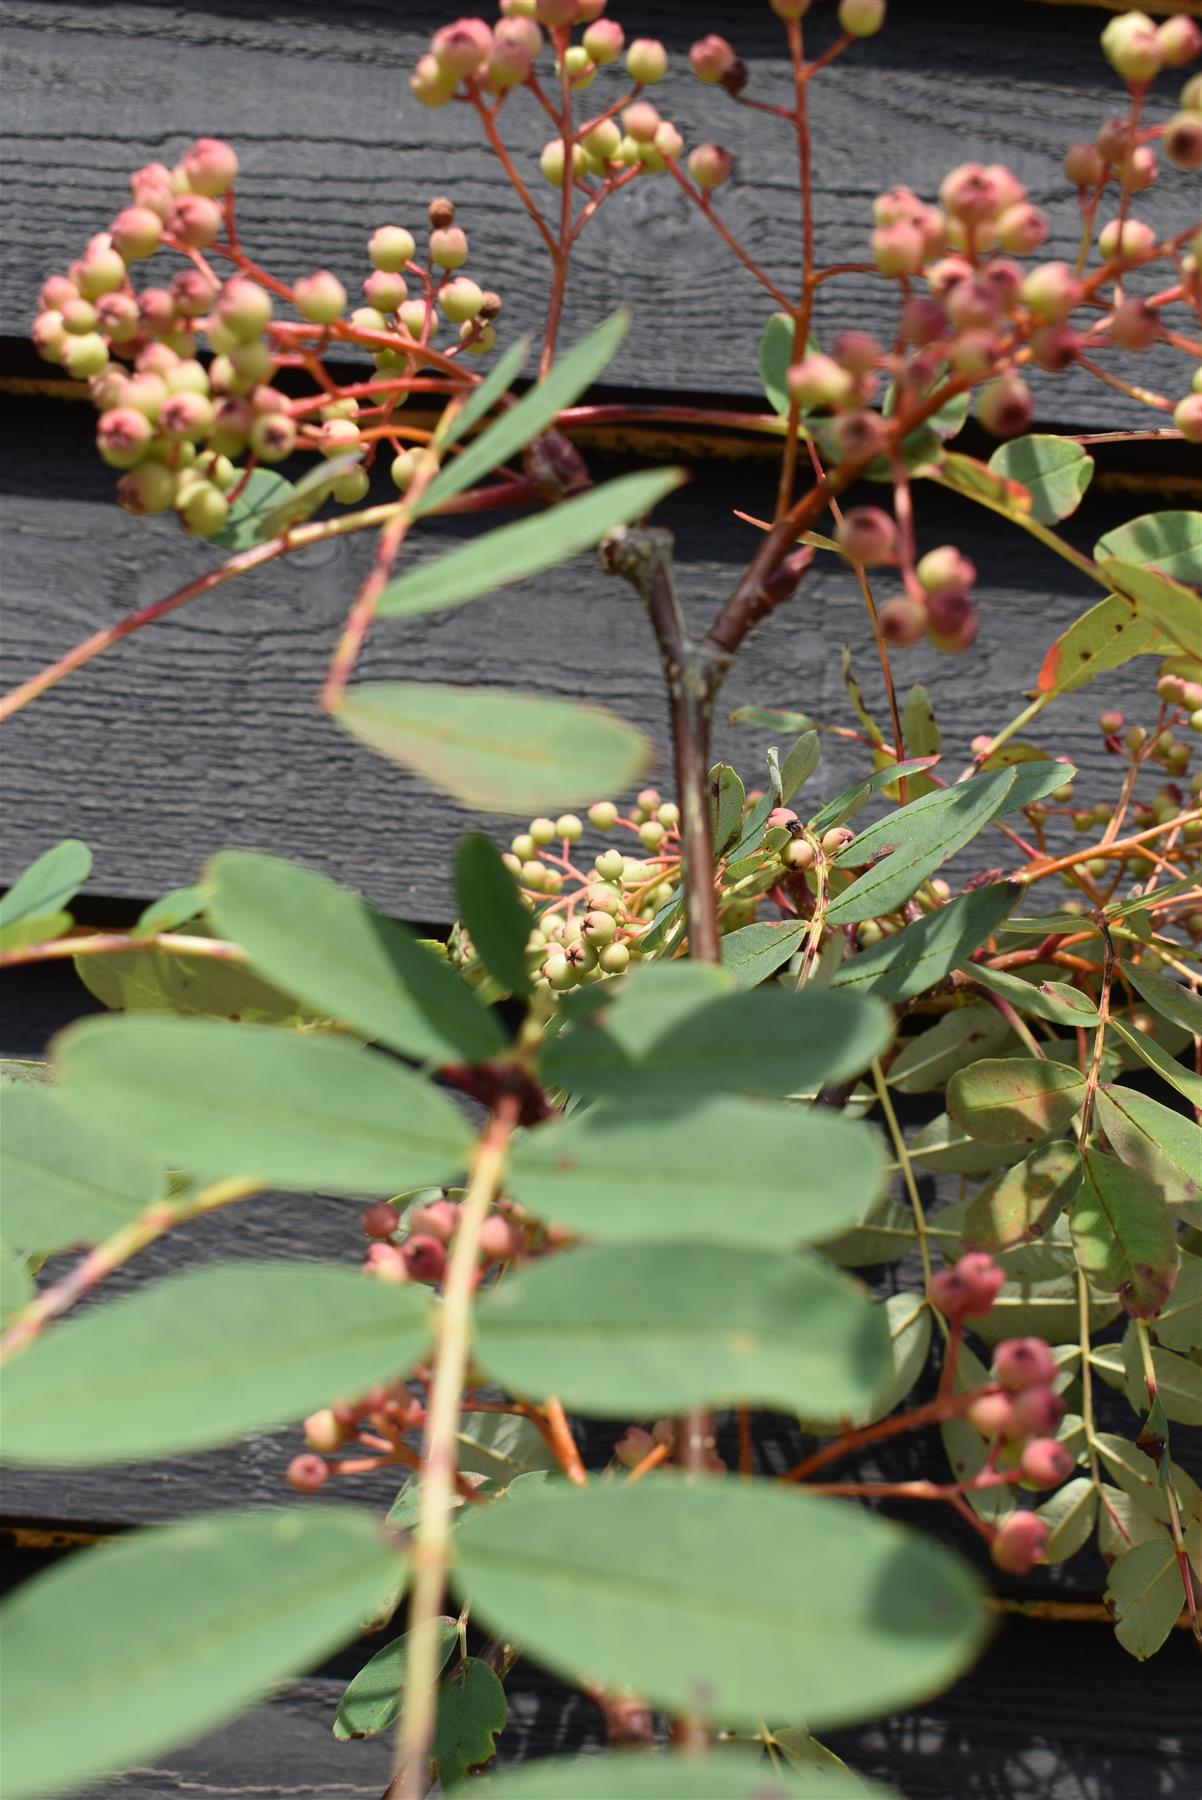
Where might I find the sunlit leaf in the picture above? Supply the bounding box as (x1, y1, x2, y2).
(1068, 1147, 1179, 1318)
(133, 883, 207, 936)
(74, 943, 318, 1024)
(962, 1140, 1082, 1255)
(1036, 1476, 1097, 1565)
(0, 1081, 163, 1255)
(254, 452, 362, 539)
(1035, 593, 1169, 697)
(1094, 510, 1202, 586)
(0, 1507, 399, 1799)
(473, 1242, 889, 1416)
(807, 759, 939, 836)
(211, 468, 294, 551)
(333, 1620, 458, 1741)
(54, 1015, 471, 1193)
(455, 1477, 985, 1729)
(966, 960, 1101, 1027)
(336, 682, 650, 815)
(887, 1004, 1011, 1093)
(710, 762, 747, 854)
(719, 918, 807, 989)
(438, 335, 530, 450)
(1153, 1250, 1202, 1355)
(1, 1240, 34, 1325)
(988, 435, 1094, 524)
(946, 1057, 1086, 1145)
(477, 1750, 890, 1799)
(1120, 958, 1202, 1038)
(1108, 1016, 1202, 1107)
(207, 850, 503, 1064)
(1, 1261, 432, 1463)
(832, 883, 1018, 1003)
(1106, 1540, 1184, 1660)
(505, 1095, 886, 1249)
(0, 839, 91, 931)
(1095, 1085, 1202, 1227)
(908, 1111, 1028, 1176)
(1101, 557, 1202, 654)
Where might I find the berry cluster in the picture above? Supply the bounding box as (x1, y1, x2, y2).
(358, 1193, 531, 1289)
(32, 144, 501, 537)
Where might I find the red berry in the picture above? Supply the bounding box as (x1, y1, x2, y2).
(401, 1235, 447, 1284)
(956, 1251, 1006, 1316)
(991, 1510, 1050, 1574)
(285, 1453, 330, 1493)
(167, 194, 224, 249)
(993, 1337, 1059, 1392)
(1020, 1437, 1074, 1489)
(361, 1202, 400, 1240)
(1010, 1382, 1066, 1439)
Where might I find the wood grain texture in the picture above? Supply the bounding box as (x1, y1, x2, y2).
(1, 394, 1170, 918)
(1, 0, 1192, 429)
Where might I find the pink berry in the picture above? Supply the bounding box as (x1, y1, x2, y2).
(1174, 394, 1202, 443)
(429, 226, 468, 270)
(1158, 16, 1202, 67)
(130, 162, 176, 218)
(992, 1337, 1059, 1392)
(690, 33, 736, 83)
(957, 1251, 1006, 1315)
(159, 391, 214, 442)
(1020, 1438, 1074, 1489)
(836, 506, 898, 568)
(361, 1201, 400, 1240)
(181, 137, 239, 198)
(285, 1453, 330, 1493)
(930, 609, 979, 655)
(917, 545, 976, 594)
(402, 1235, 448, 1284)
(293, 270, 347, 325)
(167, 193, 224, 249)
(478, 1214, 526, 1262)
(1029, 325, 1080, 372)
(901, 295, 948, 346)
(1109, 297, 1160, 351)
(1099, 709, 1125, 735)
(939, 162, 1004, 224)
(431, 19, 492, 80)
(109, 205, 164, 262)
(995, 202, 1048, 256)
(216, 277, 272, 341)
(1101, 13, 1163, 85)
(831, 410, 888, 462)
(137, 287, 176, 334)
(96, 406, 153, 469)
(767, 807, 798, 829)
(249, 412, 297, 461)
(689, 144, 733, 191)
(782, 837, 816, 870)
(991, 1510, 1050, 1574)
(1010, 1382, 1066, 1440)
(408, 1199, 461, 1242)
(879, 597, 928, 646)
(787, 352, 855, 411)
(967, 1391, 1017, 1439)
(583, 20, 624, 64)
(362, 1242, 409, 1283)
(171, 268, 219, 317)
(871, 220, 926, 278)
(977, 375, 1032, 438)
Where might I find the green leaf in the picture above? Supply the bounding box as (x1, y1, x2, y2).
(1069, 1148, 1179, 1319)
(334, 1620, 458, 1741)
(0, 839, 91, 931)
(474, 1242, 890, 1416)
(211, 468, 294, 551)
(1120, 958, 1202, 1037)
(1036, 1476, 1097, 1565)
(969, 1234, 1119, 1346)
(887, 1004, 1012, 1094)
(965, 961, 1101, 1027)
(1095, 510, 1202, 585)
(505, 1094, 886, 1249)
(416, 312, 630, 516)
(1153, 1250, 1202, 1354)
(74, 943, 319, 1023)
(379, 470, 685, 620)
(898, 685, 940, 797)
(0, 1507, 399, 1799)
(2, 1261, 432, 1464)
(1097, 1483, 1171, 1562)
(1, 1059, 50, 1086)
(1127, 1340, 1202, 1427)
(451, 1410, 561, 1484)
(1036, 592, 1170, 697)
(335, 682, 650, 815)
(710, 762, 747, 853)
(478, 1750, 891, 1799)
(207, 850, 502, 1064)
(439, 335, 530, 450)
(454, 832, 534, 999)
(837, 1291, 931, 1429)
(0, 911, 72, 953)
(1094, 1434, 1202, 1527)
(1, 1240, 34, 1324)
(1105, 1540, 1184, 1659)
(730, 704, 815, 733)
(1095, 1086, 1202, 1227)
(807, 759, 940, 836)
(432, 1657, 507, 1788)
(719, 918, 807, 989)
(133, 883, 207, 936)
(255, 452, 363, 540)
(988, 435, 1094, 524)
(455, 1476, 985, 1729)
(0, 1082, 163, 1255)
(587, 959, 734, 1056)
(780, 729, 822, 802)
(962, 1140, 1082, 1255)
(947, 1057, 1085, 1146)
(1108, 1016, 1202, 1107)
(908, 1111, 1028, 1176)
(543, 985, 891, 1103)
(1100, 557, 1202, 653)
(759, 311, 820, 417)
(826, 770, 1018, 926)
(832, 883, 1018, 1003)
(54, 1016, 472, 1194)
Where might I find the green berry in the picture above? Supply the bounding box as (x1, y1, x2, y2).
(390, 449, 421, 491)
(511, 833, 536, 860)
(369, 226, 417, 273)
(656, 802, 680, 829)
(639, 820, 665, 851)
(61, 332, 110, 379)
(179, 481, 230, 538)
(529, 817, 557, 846)
(520, 860, 547, 891)
(599, 942, 630, 975)
(333, 468, 370, 504)
(588, 801, 618, 830)
(555, 814, 583, 841)
(581, 910, 618, 946)
(595, 848, 625, 881)
(587, 884, 622, 914)
(782, 838, 814, 870)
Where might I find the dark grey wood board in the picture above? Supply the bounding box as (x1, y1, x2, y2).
(3, 391, 1183, 918)
(1, 0, 1193, 429)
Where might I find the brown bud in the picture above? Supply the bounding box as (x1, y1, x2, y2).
(427, 196, 456, 228)
(478, 290, 503, 321)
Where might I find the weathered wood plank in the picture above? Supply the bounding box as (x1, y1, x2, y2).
(1, 395, 1168, 918)
(1, 0, 1191, 428)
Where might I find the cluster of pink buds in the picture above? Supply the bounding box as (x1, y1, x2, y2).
(615, 1417, 726, 1475)
(359, 1194, 529, 1288)
(812, 486, 980, 654)
(286, 1381, 428, 1492)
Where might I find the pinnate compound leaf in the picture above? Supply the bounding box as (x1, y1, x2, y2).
(947, 1057, 1086, 1146)
(543, 984, 891, 1103)
(0, 1507, 399, 1800)
(211, 468, 294, 550)
(505, 1095, 886, 1249)
(1094, 510, 1202, 585)
(962, 1140, 1082, 1255)
(0, 1082, 163, 1256)
(455, 1477, 986, 1730)
(432, 1656, 507, 1788)
(1107, 1016, 1202, 1108)
(478, 1750, 891, 1799)
(335, 682, 650, 815)
(416, 312, 630, 515)
(988, 435, 1094, 524)
(1068, 1148, 1179, 1319)
(888, 1004, 1012, 1093)
(1036, 1476, 1097, 1565)
(54, 1015, 472, 1194)
(1120, 958, 1202, 1038)
(832, 883, 1018, 1003)
(455, 832, 534, 998)
(1, 1261, 432, 1464)
(719, 918, 807, 988)
(207, 850, 503, 1064)
(1036, 593, 1170, 697)
(379, 469, 684, 620)
(473, 1241, 889, 1416)
(0, 839, 91, 932)
(1105, 1541, 1185, 1660)
(1095, 1085, 1202, 1227)
(334, 1620, 458, 1740)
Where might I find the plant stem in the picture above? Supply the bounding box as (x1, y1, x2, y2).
(0, 929, 245, 970)
(870, 1060, 936, 1304)
(390, 1093, 522, 1800)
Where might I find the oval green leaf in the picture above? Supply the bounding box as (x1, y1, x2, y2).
(455, 1476, 986, 1729)
(961, 1139, 1082, 1255)
(1069, 1147, 1179, 1319)
(334, 1620, 459, 1741)
(718, 918, 807, 989)
(0, 1081, 164, 1255)
(887, 1004, 1012, 1094)
(478, 1750, 891, 1799)
(1105, 1540, 1185, 1660)
(1036, 592, 1169, 697)
(54, 1015, 472, 1193)
(0, 839, 91, 930)
(454, 832, 534, 999)
(988, 435, 1094, 524)
(832, 883, 1018, 1002)
(946, 1057, 1086, 1146)
(0, 1507, 399, 1799)
(1120, 958, 1202, 1038)
(1107, 1016, 1202, 1108)
(211, 468, 294, 550)
(1095, 1085, 1202, 1226)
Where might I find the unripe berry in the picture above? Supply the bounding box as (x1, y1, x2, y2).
(838, 0, 886, 34)
(438, 276, 485, 323)
(930, 609, 979, 655)
(991, 1510, 1050, 1575)
(496, 15, 541, 55)
(977, 375, 1032, 438)
(822, 827, 855, 855)
(781, 836, 815, 870)
(484, 36, 534, 92)
(388, 449, 419, 492)
(595, 848, 626, 881)
(181, 137, 239, 198)
(1021, 260, 1081, 322)
(369, 226, 417, 273)
(292, 270, 346, 325)
(1020, 1438, 1074, 1490)
(588, 801, 618, 829)
(917, 545, 976, 595)
(836, 506, 898, 568)
(622, 101, 660, 145)
(304, 1408, 345, 1454)
(939, 162, 1003, 224)
(333, 468, 369, 505)
(995, 202, 1048, 256)
(430, 226, 468, 269)
(1098, 217, 1157, 265)
(96, 292, 141, 342)
(60, 294, 99, 335)
(1100, 12, 1163, 85)
(646, 122, 683, 169)
(315, 418, 361, 459)
(582, 19, 623, 64)
(1063, 142, 1105, 191)
(992, 1337, 1059, 1393)
(1121, 143, 1159, 192)
(1099, 709, 1125, 736)
(626, 37, 667, 84)
(285, 1453, 330, 1493)
(656, 802, 680, 829)
(478, 1213, 526, 1262)
(108, 204, 164, 263)
(249, 411, 297, 461)
(159, 390, 215, 441)
(788, 353, 856, 412)
(639, 819, 665, 851)
(967, 1391, 1017, 1439)
(871, 220, 926, 278)
(582, 120, 622, 166)
(431, 18, 492, 80)
(96, 406, 154, 469)
(769, 0, 813, 17)
(599, 941, 630, 975)
(179, 481, 230, 538)
(402, 1235, 447, 1284)
(1029, 324, 1080, 373)
(690, 33, 736, 82)
(215, 277, 272, 342)
(1165, 111, 1202, 169)
(116, 461, 177, 515)
(408, 1200, 461, 1243)
(689, 143, 733, 191)
(879, 596, 928, 646)
(129, 161, 175, 218)
(410, 52, 459, 106)
(555, 813, 583, 840)
(1109, 297, 1160, 351)
(535, 0, 576, 23)
(1172, 394, 1202, 441)
(61, 332, 110, 380)
(520, 860, 548, 891)
(1160, 16, 1202, 66)
(167, 194, 223, 249)
(956, 1251, 1007, 1316)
